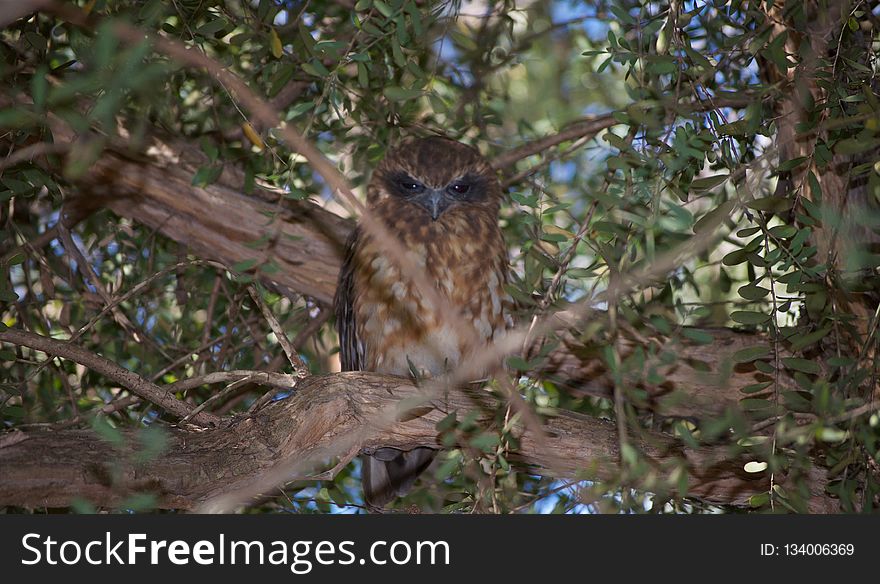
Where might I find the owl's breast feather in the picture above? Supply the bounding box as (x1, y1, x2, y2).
(352, 220, 511, 378)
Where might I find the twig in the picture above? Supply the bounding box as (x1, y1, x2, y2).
(100, 395, 141, 415)
(56, 219, 165, 356)
(0, 141, 69, 172)
(491, 115, 617, 172)
(165, 370, 300, 394)
(178, 374, 256, 425)
(199, 274, 223, 376)
(152, 331, 234, 382)
(247, 285, 309, 378)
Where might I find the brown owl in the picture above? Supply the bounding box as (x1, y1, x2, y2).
(334, 136, 512, 511)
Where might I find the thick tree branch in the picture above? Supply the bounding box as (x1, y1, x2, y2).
(60, 134, 351, 306)
(0, 372, 835, 512)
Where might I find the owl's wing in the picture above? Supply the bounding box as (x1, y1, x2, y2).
(334, 228, 365, 372)
(334, 228, 435, 511)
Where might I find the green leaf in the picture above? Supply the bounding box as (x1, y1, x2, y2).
(31, 66, 49, 109)
(777, 156, 807, 172)
(91, 416, 125, 448)
(287, 100, 316, 119)
(23, 31, 47, 52)
(117, 493, 158, 512)
(733, 345, 770, 363)
(740, 381, 773, 394)
(790, 327, 831, 352)
(260, 261, 280, 274)
(373, 0, 394, 18)
(435, 412, 457, 432)
(469, 432, 500, 452)
(269, 28, 283, 58)
(746, 197, 793, 212)
(765, 31, 789, 73)
(768, 225, 796, 238)
(302, 60, 330, 77)
(192, 165, 222, 187)
(195, 18, 229, 37)
(0, 107, 43, 129)
(684, 45, 713, 70)
(816, 427, 848, 442)
(434, 452, 461, 480)
(781, 357, 820, 375)
(783, 390, 812, 412)
(749, 492, 770, 507)
(754, 360, 775, 374)
(690, 174, 729, 192)
(737, 226, 760, 237)
(391, 38, 406, 67)
(737, 284, 770, 301)
(835, 137, 879, 155)
(740, 398, 772, 411)
(357, 62, 369, 88)
(693, 200, 734, 233)
(722, 249, 749, 266)
(138, 0, 165, 22)
(731, 311, 771, 325)
(507, 355, 530, 370)
(231, 258, 258, 272)
(682, 328, 713, 344)
(133, 426, 168, 464)
(383, 86, 422, 102)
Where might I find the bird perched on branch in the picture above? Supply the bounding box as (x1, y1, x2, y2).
(334, 136, 513, 511)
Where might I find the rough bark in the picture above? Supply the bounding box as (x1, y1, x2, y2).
(62, 138, 352, 306)
(762, 0, 877, 341)
(0, 372, 835, 512)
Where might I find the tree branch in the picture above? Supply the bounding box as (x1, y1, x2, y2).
(0, 329, 219, 426)
(490, 114, 617, 171)
(0, 372, 836, 512)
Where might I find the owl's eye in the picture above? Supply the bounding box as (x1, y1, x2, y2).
(398, 179, 424, 194)
(449, 182, 471, 195)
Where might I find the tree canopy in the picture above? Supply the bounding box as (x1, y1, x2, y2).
(1, 0, 879, 514)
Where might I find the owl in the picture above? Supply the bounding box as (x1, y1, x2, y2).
(334, 136, 512, 511)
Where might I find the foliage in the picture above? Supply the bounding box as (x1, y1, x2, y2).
(1, 0, 879, 513)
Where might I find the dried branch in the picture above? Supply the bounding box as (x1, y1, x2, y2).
(246, 286, 309, 377)
(165, 370, 300, 394)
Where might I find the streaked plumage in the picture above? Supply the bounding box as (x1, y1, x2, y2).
(334, 136, 512, 511)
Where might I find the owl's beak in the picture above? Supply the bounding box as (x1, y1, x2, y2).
(410, 188, 455, 221)
(415, 189, 451, 221)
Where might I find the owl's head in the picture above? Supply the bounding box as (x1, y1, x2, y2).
(367, 136, 502, 222)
